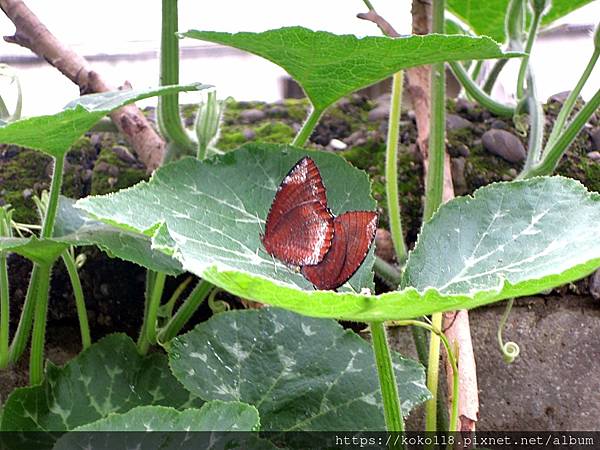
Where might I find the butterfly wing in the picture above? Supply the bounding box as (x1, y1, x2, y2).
(301, 211, 377, 290)
(262, 157, 334, 266)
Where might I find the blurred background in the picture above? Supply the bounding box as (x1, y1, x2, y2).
(0, 0, 599, 116)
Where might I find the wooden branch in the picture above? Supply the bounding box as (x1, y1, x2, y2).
(361, 0, 479, 432)
(0, 0, 165, 171)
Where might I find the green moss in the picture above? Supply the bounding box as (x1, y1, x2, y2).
(91, 147, 146, 195)
(0, 148, 50, 224)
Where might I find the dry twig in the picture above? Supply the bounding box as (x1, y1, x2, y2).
(0, 0, 165, 171)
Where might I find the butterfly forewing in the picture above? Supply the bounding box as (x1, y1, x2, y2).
(301, 211, 378, 290)
(262, 157, 334, 266)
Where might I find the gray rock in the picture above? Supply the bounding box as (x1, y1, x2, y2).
(368, 105, 389, 122)
(451, 157, 468, 195)
(446, 114, 473, 131)
(344, 130, 367, 147)
(587, 151, 600, 162)
(240, 109, 266, 124)
(22, 188, 33, 200)
(112, 145, 137, 164)
(482, 129, 526, 163)
(547, 91, 571, 103)
(590, 269, 600, 300)
(242, 128, 256, 140)
(590, 127, 600, 151)
(490, 119, 507, 130)
(328, 139, 347, 150)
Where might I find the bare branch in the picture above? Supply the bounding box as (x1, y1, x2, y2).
(0, 0, 165, 171)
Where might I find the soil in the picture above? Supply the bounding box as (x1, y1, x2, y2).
(1, 92, 599, 429)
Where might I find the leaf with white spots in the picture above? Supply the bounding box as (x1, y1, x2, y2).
(168, 308, 430, 431)
(77, 146, 600, 321)
(0, 334, 201, 449)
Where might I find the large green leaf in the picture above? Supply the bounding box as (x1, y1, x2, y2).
(0, 83, 209, 158)
(447, 0, 596, 43)
(77, 146, 600, 321)
(0, 334, 201, 449)
(169, 308, 430, 430)
(53, 403, 268, 450)
(181, 27, 520, 112)
(0, 197, 182, 273)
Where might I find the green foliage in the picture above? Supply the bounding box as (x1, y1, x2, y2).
(77, 146, 600, 321)
(447, 0, 595, 43)
(182, 27, 519, 112)
(0, 334, 201, 448)
(0, 84, 208, 158)
(169, 308, 430, 430)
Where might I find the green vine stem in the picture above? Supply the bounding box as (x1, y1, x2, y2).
(0, 252, 8, 368)
(28, 263, 51, 385)
(521, 87, 600, 178)
(546, 46, 600, 149)
(522, 72, 544, 172)
(385, 72, 408, 263)
(449, 61, 515, 117)
(516, 8, 542, 99)
(158, 0, 195, 160)
(497, 298, 520, 364)
(424, 0, 447, 438)
(10, 156, 65, 372)
(157, 279, 213, 344)
(138, 271, 167, 354)
(370, 321, 405, 437)
(292, 107, 324, 147)
(62, 250, 91, 349)
(482, 58, 508, 94)
(8, 265, 39, 363)
(394, 319, 459, 437)
(373, 256, 402, 288)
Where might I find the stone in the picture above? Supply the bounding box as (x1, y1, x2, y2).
(368, 105, 389, 122)
(451, 157, 468, 195)
(589, 269, 600, 301)
(242, 128, 256, 140)
(490, 119, 507, 130)
(446, 114, 473, 131)
(590, 127, 600, 151)
(112, 145, 137, 164)
(482, 129, 526, 163)
(240, 109, 266, 123)
(587, 151, 600, 162)
(265, 105, 288, 118)
(547, 91, 571, 104)
(375, 228, 395, 263)
(328, 139, 347, 150)
(21, 188, 33, 200)
(344, 130, 367, 147)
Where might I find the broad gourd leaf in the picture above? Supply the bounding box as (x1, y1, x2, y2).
(0, 83, 209, 158)
(0, 197, 182, 273)
(169, 308, 430, 430)
(77, 146, 600, 322)
(181, 27, 520, 112)
(447, 0, 596, 43)
(0, 334, 201, 449)
(54, 404, 272, 450)
(77, 144, 377, 293)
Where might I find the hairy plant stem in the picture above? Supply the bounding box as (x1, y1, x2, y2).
(158, 0, 195, 160)
(29, 263, 51, 384)
(292, 107, 323, 147)
(449, 61, 515, 117)
(385, 72, 408, 263)
(138, 271, 167, 354)
(482, 58, 508, 94)
(516, 11, 542, 99)
(521, 87, 600, 178)
(424, 0, 447, 439)
(522, 72, 544, 172)
(0, 252, 8, 368)
(9, 155, 64, 375)
(546, 47, 600, 149)
(395, 319, 459, 438)
(373, 256, 402, 288)
(370, 321, 405, 438)
(158, 280, 214, 344)
(62, 251, 91, 349)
